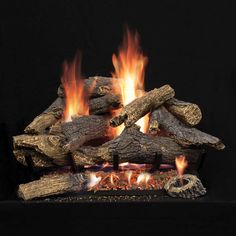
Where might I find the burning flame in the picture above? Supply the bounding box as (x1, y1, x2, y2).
(125, 171, 133, 185)
(110, 172, 119, 186)
(136, 172, 151, 186)
(61, 53, 89, 122)
(175, 155, 188, 185)
(175, 155, 188, 176)
(112, 28, 149, 136)
(87, 173, 102, 188)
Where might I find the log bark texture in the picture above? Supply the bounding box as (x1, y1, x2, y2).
(24, 97, 64, 134)
(18, 172, 88, 200)
(150, 106, 225, 150)
(13, 134, 68, 163)
(110, 85, 175, 128)
(165, 98, 202, 126)
(89, 94, 122, 114)
(164, 174, 206, 198)
(72, 125, 203, 168)
(58, 76, 119, 98)
(13, 149, 57, 168)
(61, 115, 110, 152)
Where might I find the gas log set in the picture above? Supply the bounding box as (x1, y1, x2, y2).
(13, 29, 225, 201)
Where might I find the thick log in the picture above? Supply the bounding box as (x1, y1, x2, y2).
(18, 172, 88, 200)
(58, 76, 120, 98)
(24, 97, 64, 134)
(110, 85, 175, 128)
(61, 115, 110, 152)
(89, 94, 122, 115)
(72, 125, 203, 169)
(149, 106, 225, 150)
(13, 135, 68, 162)
(13, 149, 57, 168)
(165, 98, 202, 126)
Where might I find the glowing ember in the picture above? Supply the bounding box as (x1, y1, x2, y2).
(111, 27, 149, 136)
(87, 170, 177, 191)
(87, 173, 101, 188)
(61, 53, 89, 122)
(175, 155, 188, 185)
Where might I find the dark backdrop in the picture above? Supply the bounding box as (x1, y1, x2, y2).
(1, 1, 236, 201)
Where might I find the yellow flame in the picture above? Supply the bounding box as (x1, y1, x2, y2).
(87, 173, 101, 188)
(136, 172, 151, 186)
(125, 171, 133, 185)
(112, 27, 149, 136)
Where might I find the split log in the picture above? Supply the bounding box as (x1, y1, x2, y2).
(72, 125, 203, 169)
(149, 106, 225, 150)
(24, 97, 64, 134)
(89, 94, 122, 115)
(58, 76, 120, 98)
(165, 98, 202, 126)
(13, 135, 68, 163)
(18, 172, 88, 200)
(61, 115, 110, 152)
(13, 149, 57, 168)
(110, 85, 175, 128)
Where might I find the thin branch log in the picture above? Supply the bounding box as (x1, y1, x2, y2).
(72, 125, 203, 168)
(165, 98, 202, 126)
(110, 85, 175, 128)
(149, 106, 225, 150)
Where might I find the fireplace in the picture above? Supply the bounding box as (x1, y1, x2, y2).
(10, 28, 224, 201)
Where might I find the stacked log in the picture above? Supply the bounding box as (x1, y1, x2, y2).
(13, 76, 225, 200)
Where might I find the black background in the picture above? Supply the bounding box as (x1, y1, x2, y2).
(1, 0, 236, 234)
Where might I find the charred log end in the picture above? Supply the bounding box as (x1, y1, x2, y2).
(98, 85, 113, 95)
(148, 120, 160, 134)
(164, 174, 206, 199)
(181, 104, 202, 126)
(110, 114, 127, 127)
(214, 141, 226, 150)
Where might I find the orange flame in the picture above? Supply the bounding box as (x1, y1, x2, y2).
(61, 54, 89, 122)
(112, 28, 149, 136)
(110, 172, 119, 186)
(175, 155, 188, 177)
